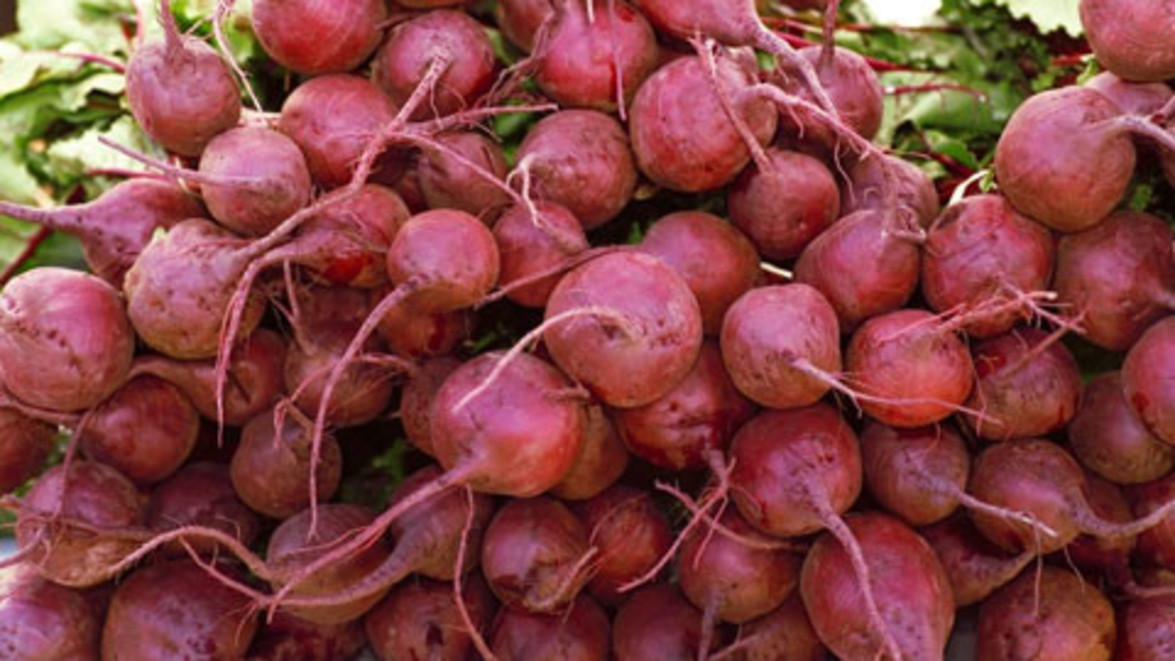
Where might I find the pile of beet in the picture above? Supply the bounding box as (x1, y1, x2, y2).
(4, 0, 1175, 658)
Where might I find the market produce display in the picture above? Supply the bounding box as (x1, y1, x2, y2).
(1, 0, 1175, 659)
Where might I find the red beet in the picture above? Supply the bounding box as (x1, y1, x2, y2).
(1086, 71, 1173, 116)
(372, 10, 497, 120)
(922, 194, 1056, 338)
(131, 328, 286, 426)
(534, 0, 660, 113)
(374, 293, 470, 358)
(1124, 317, 1175, 445)
(366, 576, 496, 661)
(418, 131, 511, 220)
(728, 148, 841, 261)
(920, 515, 1033, 607)
(490, 595, 610, 660)
(298, 184, 410, 289)
(0, 179, 204, 286)
(640, 211, 760, 334)
(795, 210, 922, 330)
(1055, 211, 1175, 350)
(102, 560, 258, 658)
(1081, 0, 1175, 82)
(861, 423, 973, 526)
(145, 462, 259, 556)
(629, 53, 777, 193)
(278, 75, 402, 188)
(841, 155, 941, 227)
(0, 564, 101, 660)
(79, 375, 199, 485)
(481, 497, 593, 613)
(550, 405, 629, 501)
(1067, 472, 1137, 576)
(720, 284, 841, 410)
(719, 595, 826, 661)
(776, 45, 884, 146)
(0, 410, 54, 494)
(612, 584, 714, 661)
(977, 566, 1116, 661)
(125, 1, 240, 156)
(801, 512, 955, 661)
(516, 110, 639, 229)
(253, 0, 386, 75)
(572, 485, 672, 605)
(1133, 471, 1175, 571)
(496, 0, 554, 51)
(0, 268, 134, 412)
(965, 328, 1082, 442)
(1117, 595, 1175, 660)
(248, 612, 367, 661)
(543, 251, 704, 408)
(229, 409, 342, 519)
(494, 202, 589, 308)
(845, 309, 974, 428)
(613, 342, 753, 471)
(400, 357, 461, 456)
(16, 461, 144, 587)
(1070, 372, 1175, 484)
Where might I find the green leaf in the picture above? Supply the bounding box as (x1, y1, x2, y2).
(990, 0, 1083, 37)
(15, 0, 136, 54)
(45, 115, 158, 188)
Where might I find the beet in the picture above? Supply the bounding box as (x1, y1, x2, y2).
(572, 485, 672, 605)
(543, 251, 703, 408)
(366, 576, 496, 661)
(920, 515, 1033, 607)
(101, 560, 258, 659)
(795, 210, 922, 331)
(125, 1, 240, 156)
(1054, 211, 1175, 350)
(861, 423, 971, 526)
(679, 509, 802, 625)
(640, 211, 760, 334)
(16, 461, 144, 587)
(993, 87, 1136, 232)
(481, 497, 593, 613)
(229, 409, 342, 519)
(516, 109, 639, 229)
(1067, 473, 1136, 576)
(297, 185, 410, 289)
(776, 45, 885, 146)
(253, 0, 386, 75)
(841, 155, 941, 227)
(1070, 372, 1175, 484)
(0, 179, 205, 286)
(613, 342, 754, 471)
(720, 284, 842, 410)
(1133, 471, 1175, 571)
(0, 564, 101, 660)
(123, 219, 265, 360)
(496, 0, 554, 51)
(922, 194, 1056, 338)
(372, 10, 497, 120)
(721, 595, 826, 661)
(845, 309, 974, 428)
(284, 287, 396, 428)
(612, 584, 714, 661)
(728, 148, 841, 261)
(490, 595, 610, 660)
(145, 462, 259, 557)
(268, 504, 392, 625)
(534, 0, 660, 113)
(278, 75, 402, 188)
(977, 566, 1115, 661)
(248, 612, 367, 661)
(1086, 71, 1174, 116)
(550, 404, 629, 501)
(965, 328, 1082, 441)
(0, 268, 134, 412)
(131, 328, 286, 426)
(0, 410, 54, 493)
(629, 54, 777, 193)
(79, 375, 199, 485)
(968, 439, 1175, 555)
(1124, 316, 1175, 445)
(418, 131, 511, 220)
(1117, 595, 1175, 660)
(802, 513, 954, 661)
(494, 202, 589, 308)
(374, 292, 470, 358)
(400, 357, 461, 456)
(1081, 0, 1175, 82)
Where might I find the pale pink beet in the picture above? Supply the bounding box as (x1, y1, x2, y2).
(516, 110, 639, 229)
(0, 267, 134, 412)
(728, 148, 841, 261)
(640, 211, 760, 334)
(629, 54, 777, 193)
(253, 0, 387, 75)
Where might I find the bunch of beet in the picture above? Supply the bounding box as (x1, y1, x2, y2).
(5, 0, 1175, 659)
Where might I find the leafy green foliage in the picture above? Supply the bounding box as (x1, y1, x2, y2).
(988, 0, 1082, 38)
